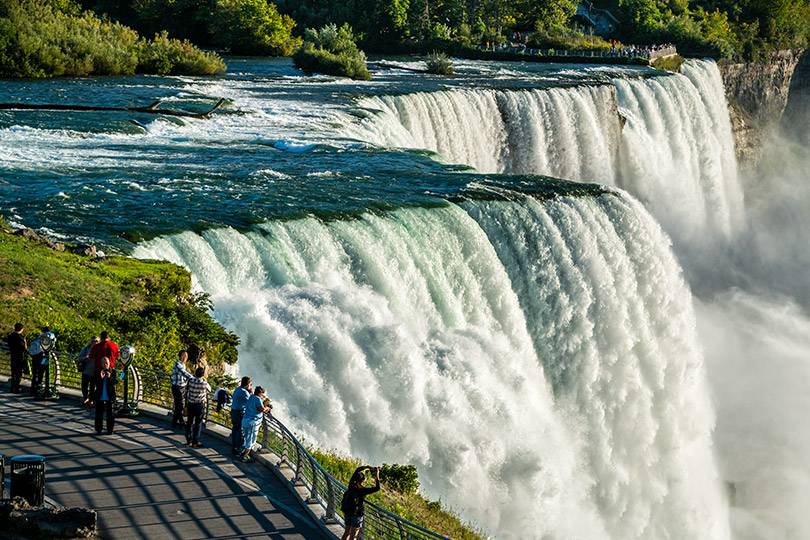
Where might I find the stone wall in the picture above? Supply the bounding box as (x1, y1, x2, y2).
(718, 50, 803, 168)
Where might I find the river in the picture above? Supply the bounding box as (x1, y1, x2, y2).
(1, 57, 808, 540)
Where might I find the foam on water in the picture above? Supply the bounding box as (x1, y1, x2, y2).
(134, 192, 728, 539)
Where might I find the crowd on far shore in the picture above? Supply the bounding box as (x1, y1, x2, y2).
(4, 323, 381, 539)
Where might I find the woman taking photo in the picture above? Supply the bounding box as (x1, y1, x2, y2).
(340, 466, 381, 540)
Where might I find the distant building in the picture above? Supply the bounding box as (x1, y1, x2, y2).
(573, 2, 619, 37)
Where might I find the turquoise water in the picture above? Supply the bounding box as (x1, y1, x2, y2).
(0, 58, 647, 248)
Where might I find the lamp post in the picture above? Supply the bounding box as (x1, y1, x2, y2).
(118, 345, 139, 417)
(36, 332, 59, 401)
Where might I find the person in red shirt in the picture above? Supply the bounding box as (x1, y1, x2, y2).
(91, 331, 120, 372)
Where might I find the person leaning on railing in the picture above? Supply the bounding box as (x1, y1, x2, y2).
(239, 386, 270, 463)
(185, 366, 211, 448)
(77, 336, 100, 406)
(5, 322, 27, 394)
(170, 350, 192, 427)
(230, 376, 252, 456)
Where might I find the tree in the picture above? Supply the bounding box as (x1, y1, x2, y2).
(210, 0, 300, 55)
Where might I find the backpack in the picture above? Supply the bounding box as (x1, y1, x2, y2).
(340, 490, 360, 516)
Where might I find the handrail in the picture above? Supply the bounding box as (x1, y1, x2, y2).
(480, 44, 678, 62)
(0, 343, 449, 540)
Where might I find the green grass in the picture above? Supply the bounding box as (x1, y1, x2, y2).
(651, 54, 684, 72)
(311, 449, 484, 539)
(0, 221, 237, 372)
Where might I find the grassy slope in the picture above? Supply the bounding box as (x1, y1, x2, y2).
(312, 449, 484, 539)
(0, 222, 237, 372)
(0, 222, 482, 536)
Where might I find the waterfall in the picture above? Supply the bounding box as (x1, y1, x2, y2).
(134, 191, 728, 539)
(349, 60, 743, 244)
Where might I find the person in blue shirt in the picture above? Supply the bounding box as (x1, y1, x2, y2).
(93, 357, 118, 435)
(230, 377, 252, 456)
(239, 386, 270, 462)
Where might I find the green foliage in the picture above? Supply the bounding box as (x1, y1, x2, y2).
(138, 31, 226, 75)
(0, 0, 224, 78)
(617, 0, 810, 59)
(379, 463, 420, 494)
(293, 23, 370, 80)
(425, 51, 453, 74)
(651, 53, 684, 71)
(0, 227, 239, 372)
(209, 0, 300, 55)
(529, 28, 613, 51)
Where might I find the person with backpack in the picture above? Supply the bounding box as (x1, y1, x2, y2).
(77, 336, 100, 406)
(27, 329, 48, 396)
(6, 322, 27, 393)
(185, 366, 211, 448)
(340, 466, 381, 540)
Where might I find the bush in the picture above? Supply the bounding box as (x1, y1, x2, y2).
(651, 54, 684, 72)
(138, 31, 225, 76)
(528, 28, 612, 52)
(425, 51, 453, 75)
(0, 0, 224, 78)
(293, 23, 370, 80)
(380, 463, 420, 494)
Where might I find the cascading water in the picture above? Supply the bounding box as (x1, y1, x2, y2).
(134, 191, 729, 539)
(349, 60, 744, 244)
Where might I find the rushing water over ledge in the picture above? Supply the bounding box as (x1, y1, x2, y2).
(3, 57, 810, 539)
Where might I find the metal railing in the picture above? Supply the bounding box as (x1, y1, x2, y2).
(482, 44, 678, 62)
(0, 344, 448, 540)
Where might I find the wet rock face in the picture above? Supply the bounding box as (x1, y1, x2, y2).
(0, 497, 97, 539)
(718, 50, 803, 168)
(783, 49, 810, 143)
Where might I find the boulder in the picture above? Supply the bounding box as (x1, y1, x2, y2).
(0, 497, 96, 539)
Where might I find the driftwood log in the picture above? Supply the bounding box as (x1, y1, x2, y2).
(0, 98, 226, 119)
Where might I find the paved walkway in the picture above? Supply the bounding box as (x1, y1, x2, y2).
(0, 391, 327, 539)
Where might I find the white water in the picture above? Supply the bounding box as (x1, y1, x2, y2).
(135, 193, 729, 539)
(350, 60, 744, 245)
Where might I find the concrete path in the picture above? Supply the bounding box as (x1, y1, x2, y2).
(0, 391, 327, 539)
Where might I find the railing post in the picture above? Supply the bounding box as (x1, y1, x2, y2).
(293, 442, 304, 485)
(261, 414, 270, 451)
(396, 516, 406, 539)
(306, 454, 319, 503)
(322, 473, 338, 524)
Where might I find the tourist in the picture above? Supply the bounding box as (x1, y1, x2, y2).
(239, 386, 269, 462)
(93, 356, 117, 435)
(5, 322, 27, 394)
(340, 466, 381, 540)
(185, 366, 211, 448)
(230, 377, 251, 456)
(27, 328, 48, 396)
(170, 350, 192, 426)
(91, 331, 119, 371)
(77, 336, 99, 406)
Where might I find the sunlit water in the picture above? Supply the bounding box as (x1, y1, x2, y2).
(2, 57, 809, 539)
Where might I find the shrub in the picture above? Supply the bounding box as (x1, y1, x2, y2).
(293, 23, 370, 80)
(651, 54, 684, 72)
(138, 31, 226, 76)
(380, 463, 420, 494)
(0, 0, 224, 78)
(425, 51, 453, 75)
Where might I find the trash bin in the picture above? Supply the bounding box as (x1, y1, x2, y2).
(10, 454, 45, 506)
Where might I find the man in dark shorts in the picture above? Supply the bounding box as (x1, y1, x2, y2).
(340, 466, 380, 540)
